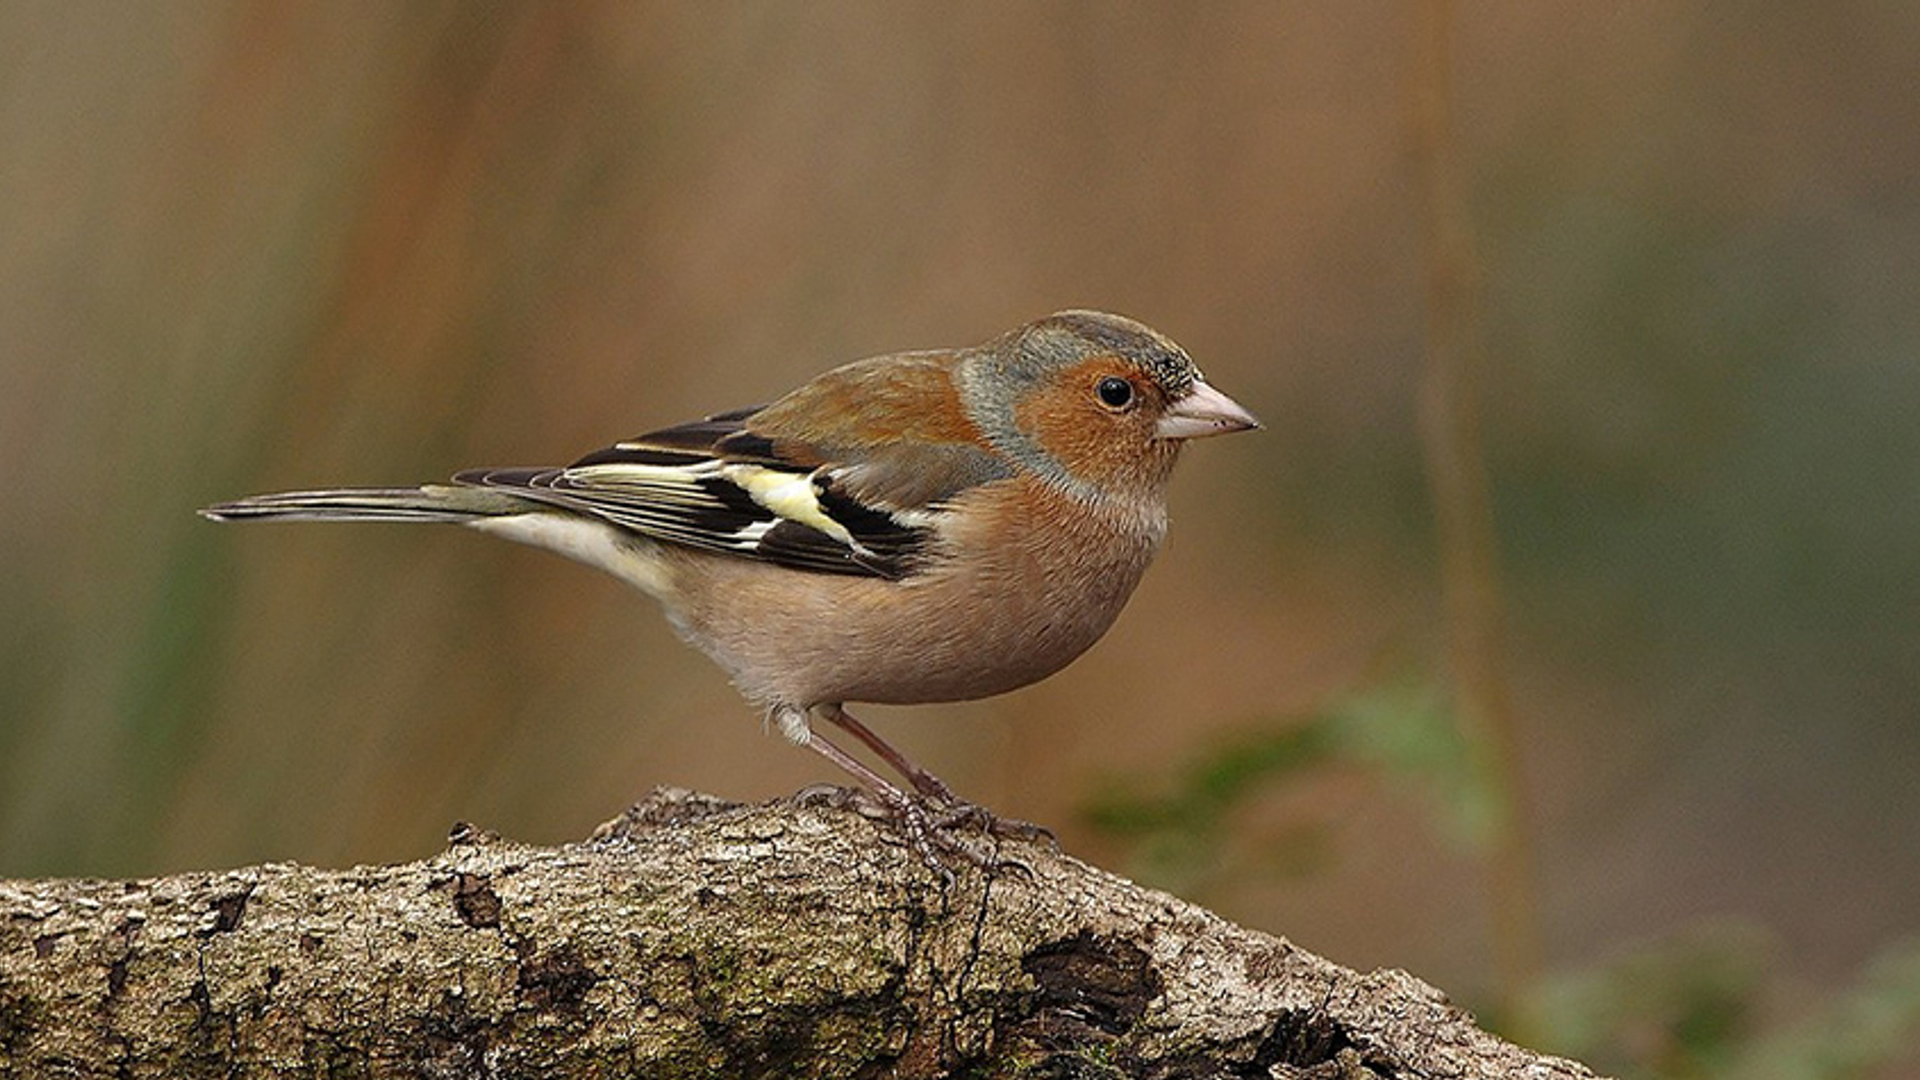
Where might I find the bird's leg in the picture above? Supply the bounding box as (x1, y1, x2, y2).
(771, 704, 962, 881)
(817, 702, 959, 802)
(817, 703, 1056, 847)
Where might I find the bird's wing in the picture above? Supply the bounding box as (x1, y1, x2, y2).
(456, 356, 1013, 580)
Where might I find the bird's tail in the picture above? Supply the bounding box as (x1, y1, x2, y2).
(200, 484, 532, 524)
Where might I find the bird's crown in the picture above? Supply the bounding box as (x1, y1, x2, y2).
(1010, 309, 1202, 398)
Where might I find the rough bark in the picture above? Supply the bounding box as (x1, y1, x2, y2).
(0, 788, 1600, 1079)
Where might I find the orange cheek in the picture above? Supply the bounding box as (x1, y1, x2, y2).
(1012, 389, 1144, 482)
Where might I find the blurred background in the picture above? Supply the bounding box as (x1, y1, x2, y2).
(2, 3, 1917, 1074)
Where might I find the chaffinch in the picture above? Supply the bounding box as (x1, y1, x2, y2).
(205, 310, 1258, 868)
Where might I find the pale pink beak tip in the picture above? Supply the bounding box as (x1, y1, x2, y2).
(1156, 380, 1260, 440)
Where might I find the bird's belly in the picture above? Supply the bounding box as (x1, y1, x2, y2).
(661, 541, 1151, 708)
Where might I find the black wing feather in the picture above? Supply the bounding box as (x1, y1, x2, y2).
(569, 406, 776, 468)
(453, 411, 933, 580)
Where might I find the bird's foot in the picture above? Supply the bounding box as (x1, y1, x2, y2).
(805, 783, 1044, 883)
(897, 791, 1054, 884)
(927, 797, 1057, 849)
(877, 760, 1055, 850)
(788, 719, 1052, 881)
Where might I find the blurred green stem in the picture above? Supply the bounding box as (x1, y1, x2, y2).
(1409, 0, 1544, 1012)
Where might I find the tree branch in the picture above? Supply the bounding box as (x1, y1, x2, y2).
(0, 788, 1599, 1078)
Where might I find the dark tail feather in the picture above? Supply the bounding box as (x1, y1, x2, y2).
(200, 485, 529, 524)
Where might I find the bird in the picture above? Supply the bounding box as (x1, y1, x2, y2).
(204, 309, 1259, 870)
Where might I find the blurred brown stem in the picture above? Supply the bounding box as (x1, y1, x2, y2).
(1409, 0, 1543, 1010)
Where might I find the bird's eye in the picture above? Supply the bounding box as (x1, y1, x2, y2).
(1095, 376, 1134, 409)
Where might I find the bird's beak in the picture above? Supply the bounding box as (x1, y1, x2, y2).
(1156, 380, 1261, 440)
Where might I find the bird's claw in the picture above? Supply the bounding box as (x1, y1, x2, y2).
(928, 799, 1057, 849)
(886, 791, 1053, 883)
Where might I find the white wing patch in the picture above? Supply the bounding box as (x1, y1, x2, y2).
(568, 460, 723, 499)
(720, 464, 859, 549)
(459, 449, 934, 579)
(570, 460, 858, 550)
